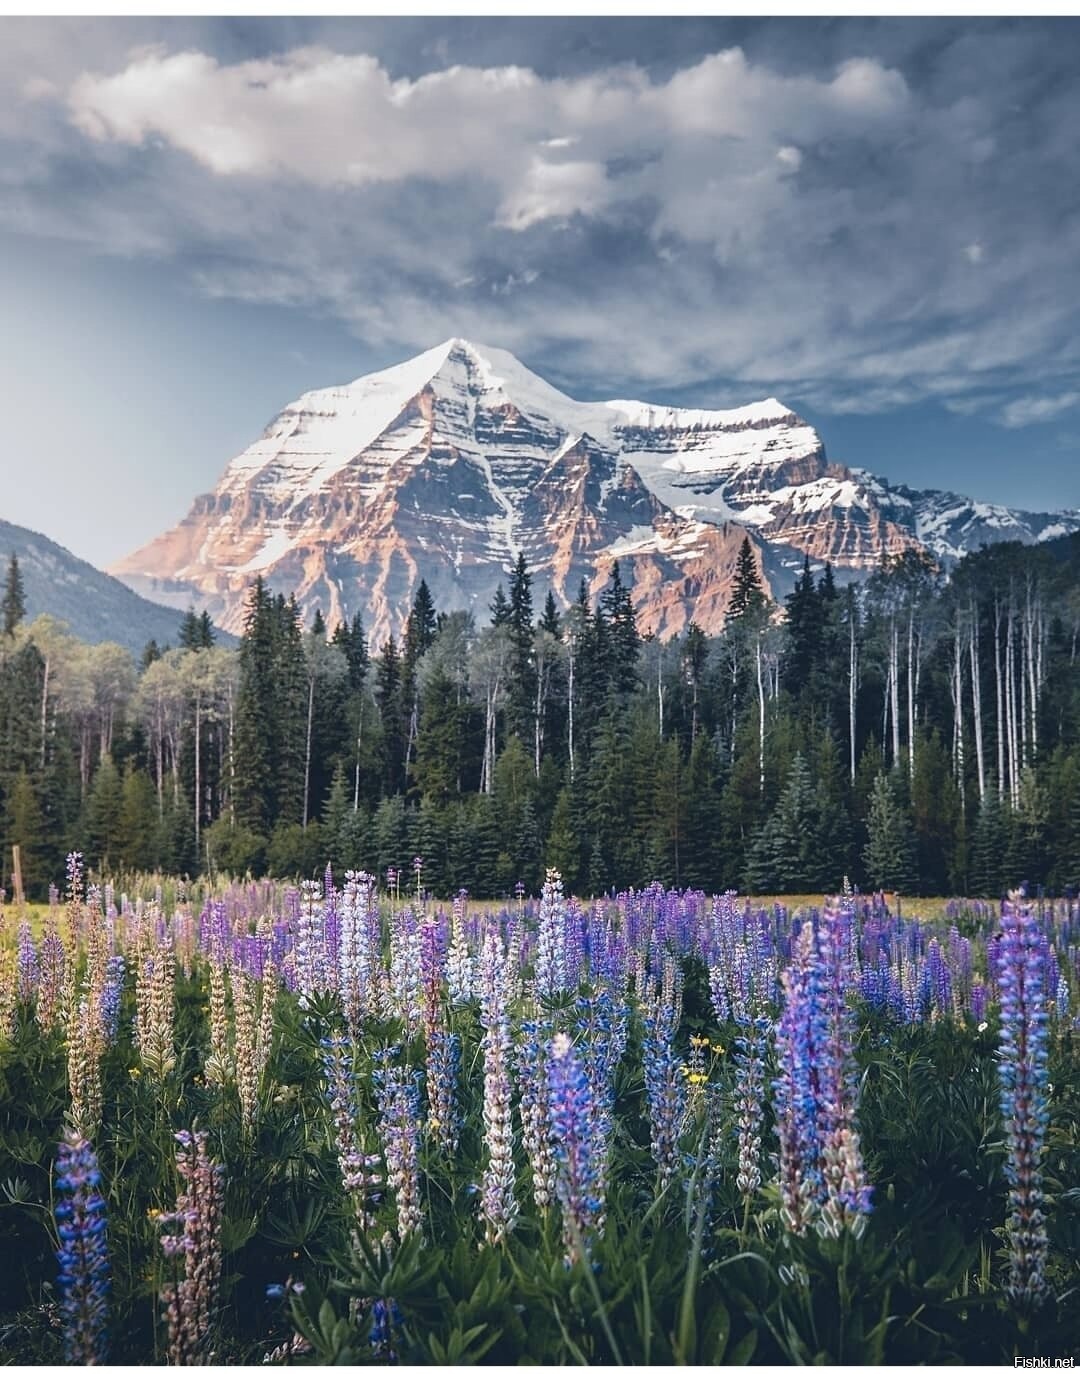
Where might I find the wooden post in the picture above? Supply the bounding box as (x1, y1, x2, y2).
(11, 844, 24, 909)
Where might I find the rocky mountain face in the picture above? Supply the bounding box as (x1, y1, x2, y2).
(111, 339, 1080, 642)
(0, 518, 190, 654)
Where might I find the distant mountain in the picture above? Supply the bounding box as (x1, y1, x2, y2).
(1, 518, 192, 655)
(111, 338, 1080, 640)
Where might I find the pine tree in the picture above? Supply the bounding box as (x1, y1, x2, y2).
(862, 772, 918, 894)
(2, 553, 26, 636)
(600, 561, 640, 695)
(490, 584, 511, 626)
(83, 756, 124, 872)
(118, 767, 159, 871)
(746, 753, 833, 894)
(542, 785, 577, 890)
(970, 787, 1010, 897)
(728, 537, 765, 621)
(4, 768, 44, 896)
(374, 636, 405, 795)
(233, 578, 276, 830)
(506, 553, 536, 741)
(784, 556, 822, 700)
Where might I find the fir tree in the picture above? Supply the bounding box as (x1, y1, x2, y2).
(2, 553, 26, 636)
(728, 537, 765, 621)
(862, 772, 918, 894)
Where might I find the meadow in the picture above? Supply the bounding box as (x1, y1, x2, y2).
(0, 861, 1077, 1365)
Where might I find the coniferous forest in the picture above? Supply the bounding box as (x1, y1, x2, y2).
(3, 532, 1080, 901)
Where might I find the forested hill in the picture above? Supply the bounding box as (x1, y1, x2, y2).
(0, 518, 189, 655)
(1, 531, 1079, 901)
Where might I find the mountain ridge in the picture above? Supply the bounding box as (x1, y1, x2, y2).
(110, 339, 1080, 641)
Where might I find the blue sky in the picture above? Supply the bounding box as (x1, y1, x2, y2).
(1, 16, 1079, 567)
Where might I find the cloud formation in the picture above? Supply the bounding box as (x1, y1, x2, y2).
(3, 19, 1080, 425)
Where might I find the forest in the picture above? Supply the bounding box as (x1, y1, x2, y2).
(1, 532, 1079, 901)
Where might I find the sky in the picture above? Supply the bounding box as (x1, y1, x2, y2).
(2, 16, 1079, 568)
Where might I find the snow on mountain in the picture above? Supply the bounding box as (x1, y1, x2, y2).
(111, 338, 1080, 642)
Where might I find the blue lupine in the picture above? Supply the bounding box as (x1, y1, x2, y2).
(99, 956, 125, 1044)
(479, 931, 517, 1243)
(997, 900, 1051, 1310)
(547, 1032, 603, 1262)
(374, 1051, 423, 1239)
(55, 1132, 109, 1365)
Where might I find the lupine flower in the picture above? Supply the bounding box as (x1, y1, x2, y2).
(99, 956, 125, 1046)
(641, 961, 686, 1192)
(374, 1052, 423, 1239)
(547, 1032, 603, 1262)
(340, 871, 380, 1025)
(37, 922, 66, 1034)
(479, 931, 517, 1244)
(997, 900, 1051, 1310)
(17, 920, 39, 1005)
(773, 924, 827, 1234)
(446, 891, 475, 1004)
(732, 1016, 771, 1199)
(517, 1020, 558, 1212)
(55, 1132, 109, 1365)
(158, 1129, 225, 1365)
(321, 1037, 382, 1228)
(535, 870, 568, 1000)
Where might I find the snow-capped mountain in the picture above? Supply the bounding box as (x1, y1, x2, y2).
(111, 339, 1080, 641)
(0, 518, 192, 654)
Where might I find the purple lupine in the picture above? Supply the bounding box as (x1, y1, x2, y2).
(99, 956, 125, 1045)
(773, 924, 827, 1234)
(517, 1019, 558, 1211)
(547, 1032, 603, 1262)
(17, 920, 38, 1004)
(419, 917, 460, 1153)
(158, 1129, 225, 1365)
(340, 870, 379, 1026)
(55, 1132, 109, 1365)
(816, 903, 872, 1238)
(374, 1053, 423, 1239)
(479, 931, 517, 1243)
(320, 1037, 382, 1229)
(997, 900, 1051, 1310)
(534, 870, 567, 1000)
(641, 960, 686, 1191)
(732, 1016, 771, 1199)
(388, 904, 423, 1033)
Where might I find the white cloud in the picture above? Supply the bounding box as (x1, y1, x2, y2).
(999, 392, 1080, 428)
(0, 27, 1075, 419)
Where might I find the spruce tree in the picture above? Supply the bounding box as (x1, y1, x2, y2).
(862, 772, 918, 894)
(233, 578, 276, 830)
(729, 537, 765, 621)
(2, 553, 26, 636)
(506, 553, 536, 741)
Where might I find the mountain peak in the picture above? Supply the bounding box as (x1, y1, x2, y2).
(111, 339, 1080, 643)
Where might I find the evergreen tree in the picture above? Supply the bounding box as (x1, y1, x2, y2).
(83, 755, 124, 872)
(862, 772, 918, 894)
(600, 561, 640, 695)
(374, 636, 405, 795)
(4, 768, 44, 896)
(784, 556, 822, 700)
(233, 579, 276, 830)
(746, 753, 834, 894)
(118, 767, 158, 871)
(546, 785, 582, 891)
(728, 537, 766, 621)
(2, 553, 26, 636)
(490, 584, 512, 626)
(506, 553, 536, 742)
(970, 788, 1010, 897)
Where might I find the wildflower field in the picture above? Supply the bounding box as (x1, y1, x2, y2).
(0, 860, 1078, 1365)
